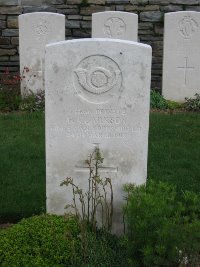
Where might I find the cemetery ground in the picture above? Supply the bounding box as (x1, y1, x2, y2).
(0, 103, 200, 266)
(0, 111, 200, 222)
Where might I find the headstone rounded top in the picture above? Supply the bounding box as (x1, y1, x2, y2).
(46, 38, 151, 51)
(19, 12, 65, 18)
(92, 11, 138, 41)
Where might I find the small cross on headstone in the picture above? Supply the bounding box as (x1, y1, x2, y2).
(177, 57, 195, 85)
(75, 143, 118, 174)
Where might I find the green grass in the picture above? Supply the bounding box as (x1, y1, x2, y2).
(0, 112, 199, 222)
(148, 112, 200, 193)
(0, 112, 45, 222)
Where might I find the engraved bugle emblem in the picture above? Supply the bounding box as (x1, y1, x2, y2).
(74, 55, 122, 96)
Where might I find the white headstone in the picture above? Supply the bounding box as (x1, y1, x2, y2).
(163, 11, 200, 102)
(19, 12, 65, 96)
(92, 11, 138, 41)
(45, 39, 152, 234)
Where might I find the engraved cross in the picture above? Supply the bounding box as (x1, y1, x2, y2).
(74, 143, 118, 174)
(177, 57, 194, 85)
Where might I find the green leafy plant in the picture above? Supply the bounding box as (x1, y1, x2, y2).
(184, 93, 200, 112)
(19, 90, 45, 112)
(166, 100, 183, 110)
(150, 89, 168, 110)
(61, 147, 113, 233)
(124, 180, 200, 267)
(0, 85, 21, 112)
(0, 214, 128, 267)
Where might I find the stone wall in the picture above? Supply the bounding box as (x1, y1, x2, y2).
(0, 0, 200, 90)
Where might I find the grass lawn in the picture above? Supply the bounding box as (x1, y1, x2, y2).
(0, 111, 199, 222)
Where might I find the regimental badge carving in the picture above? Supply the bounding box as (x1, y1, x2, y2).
(179, 16, 198, 39)
(104, 17, 126, 38)
(35, 19, 49, 39)
(74, 55, 122, 99)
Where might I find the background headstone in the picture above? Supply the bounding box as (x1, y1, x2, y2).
(45, 39, 152, 234)
(162, 11, 200, 102)
(19, 12, 65, 96)
(92, 11, 138, 41)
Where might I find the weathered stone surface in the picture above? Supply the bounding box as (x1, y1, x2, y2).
(163, 11, 200, 101)
(149, 0, 170, 4)
(73, 28, 90, 37)
(67, 0, 82, 4)
(66, 19, 80, 28)
(170, 0, 199, 4)
(81, 20, 91, 28)
(160, 5, 183, 12)
(11, 37, 18, 44)
(21, 0, 64, 4)
(23, 6, 56, 13)
(140, 11, 163, 22)
(68, 15, 82, 20)
(0, 0, 18, 5)
(92, 11, 138, 41)
(2, 29, 19, 36)
(88, 0, 105, 4)
(0, 48, 16, 56)
(0, 37, 10, 44)
(186, 6, 200, 11)
(80, 6, 105, 15)
(45, 38, 152, 234)
(0, 56, 9, 61)
(0, 6, 22, 15)
(10, 55, 19, 61)
(57, 8, 78, 15)
(7, 16, 18, 28)
(0, 20, 6, 28)
(19, 12, 65, 95)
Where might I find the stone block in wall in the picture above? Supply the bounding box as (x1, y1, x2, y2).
(116, 5, 124, 11)
(106, 0, 130, 4)
(160, 5, 183, 12)
(0, 66, 18, 71)
(0, 15, 6, 19)
(11, 37, 18, 45)
(2, 29, 18, 36)
(68, 15, 82, 20)
(170, 0, 199, 4)
(0, 61, 19, 66)
(72, 28, 91, 37)
(139, 29, 154, 35)
(88, 0, 106, 4)
(81, 20, 91, 29)
(21, 0, 64, 4)
(0, 48, 16, 56)
(80, 6, 105, 15)
(7, 16, 18, 28)
(0, 6, 22, 15)
(140, 11, 163, 22)
(149, 0, 170, 4)
(0, 20, 6, 28)
(186, 6, 200, 11)
(139, 22, 154, 29)
(66, 19, 80, 28)
(23, 6, 56, 13)
(0, 56, 9, 61)
(0, 37, 10, 44)
(57, 8, 78, 15)
(10, 55, 19, 61)
(0, 0, 18, 5)
(137, 5, 160, 11)
(66, 0, 82, 4)
(82, 16, 92, 20)
(154, 24, 163, 35)
(65, 28, 72, 36)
